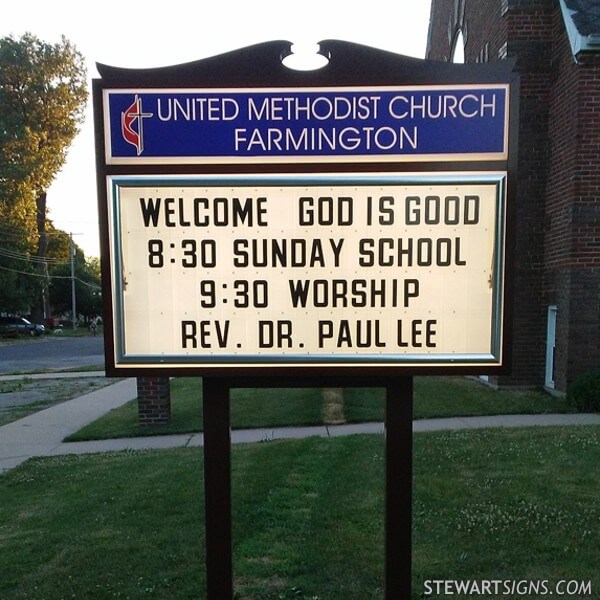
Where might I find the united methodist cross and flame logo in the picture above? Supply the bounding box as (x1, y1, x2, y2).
(121, 95, 153, 155)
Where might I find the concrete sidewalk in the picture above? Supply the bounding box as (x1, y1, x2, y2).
(0, 378, 136, 473)
(45, 412, 600, 461)
(1, 377, 600, 474)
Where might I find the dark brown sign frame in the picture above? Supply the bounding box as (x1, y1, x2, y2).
(93, 40, 519, 380)
(93, 40, 519, 600)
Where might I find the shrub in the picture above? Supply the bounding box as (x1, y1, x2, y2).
(567, 372, 600, 412)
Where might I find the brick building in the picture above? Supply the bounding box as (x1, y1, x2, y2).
(427, 0, 600, 392)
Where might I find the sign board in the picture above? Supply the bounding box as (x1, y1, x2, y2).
(93, 40, 517, 376)
(108, 173, 506, 369)
(103, 85, 508, 164)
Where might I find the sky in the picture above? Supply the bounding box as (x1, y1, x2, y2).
(1, 0, 432, 258)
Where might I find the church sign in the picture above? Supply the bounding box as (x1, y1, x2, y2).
(93, 40, 519, 600)
(94, 41, 517, 376)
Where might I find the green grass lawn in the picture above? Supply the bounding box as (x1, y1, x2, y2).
(67, 376, 573, 442)
(0, 426, 598, 599)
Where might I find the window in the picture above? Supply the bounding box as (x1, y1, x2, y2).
(545, 306, 557, 388)
(452, 30, 465, 63)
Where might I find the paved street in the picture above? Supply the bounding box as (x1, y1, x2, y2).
(0, 336, 105, 374)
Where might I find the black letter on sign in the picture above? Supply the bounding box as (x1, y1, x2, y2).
(182, 321, 197, 349)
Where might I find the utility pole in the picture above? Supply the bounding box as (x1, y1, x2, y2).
(70, 233, 77, 330)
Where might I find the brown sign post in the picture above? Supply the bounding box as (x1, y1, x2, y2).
(93, 40, 518, 598)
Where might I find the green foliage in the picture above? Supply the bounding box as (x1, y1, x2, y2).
(48, 251, 102, 319)
(0, 218, 85, 314)
(0, 32, 88, 311)
(567, 372, 600, 412)
(0, 32, 87, 197)
(0, 218, 39, 313)
(45, 222, 72, 262)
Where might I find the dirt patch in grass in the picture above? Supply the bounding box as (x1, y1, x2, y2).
(322, 388, 345, 425)
(0, 377, 114, 426)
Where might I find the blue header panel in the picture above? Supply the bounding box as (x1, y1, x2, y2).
(103, 86, 508, 164)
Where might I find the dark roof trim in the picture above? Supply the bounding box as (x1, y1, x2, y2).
(96, 39, 517, 87)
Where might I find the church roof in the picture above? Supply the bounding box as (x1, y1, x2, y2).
(560, 0, 600, 54)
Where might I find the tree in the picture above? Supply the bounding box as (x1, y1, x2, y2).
(45, 222, 72, 262)
(48, 249, 102, 323)
(0, 219, 38, 313)
(0, 33, 88, 318)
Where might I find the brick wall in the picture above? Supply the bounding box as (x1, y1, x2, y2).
(543, 7, 579, 391)
(544, 10, 600, 389)
(501, 1, 554, 387)
(427, 0, 600, 391)
(427, 0, 554, 387)
(136, 376, 171, 426)
(567, 51, 600, 383)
